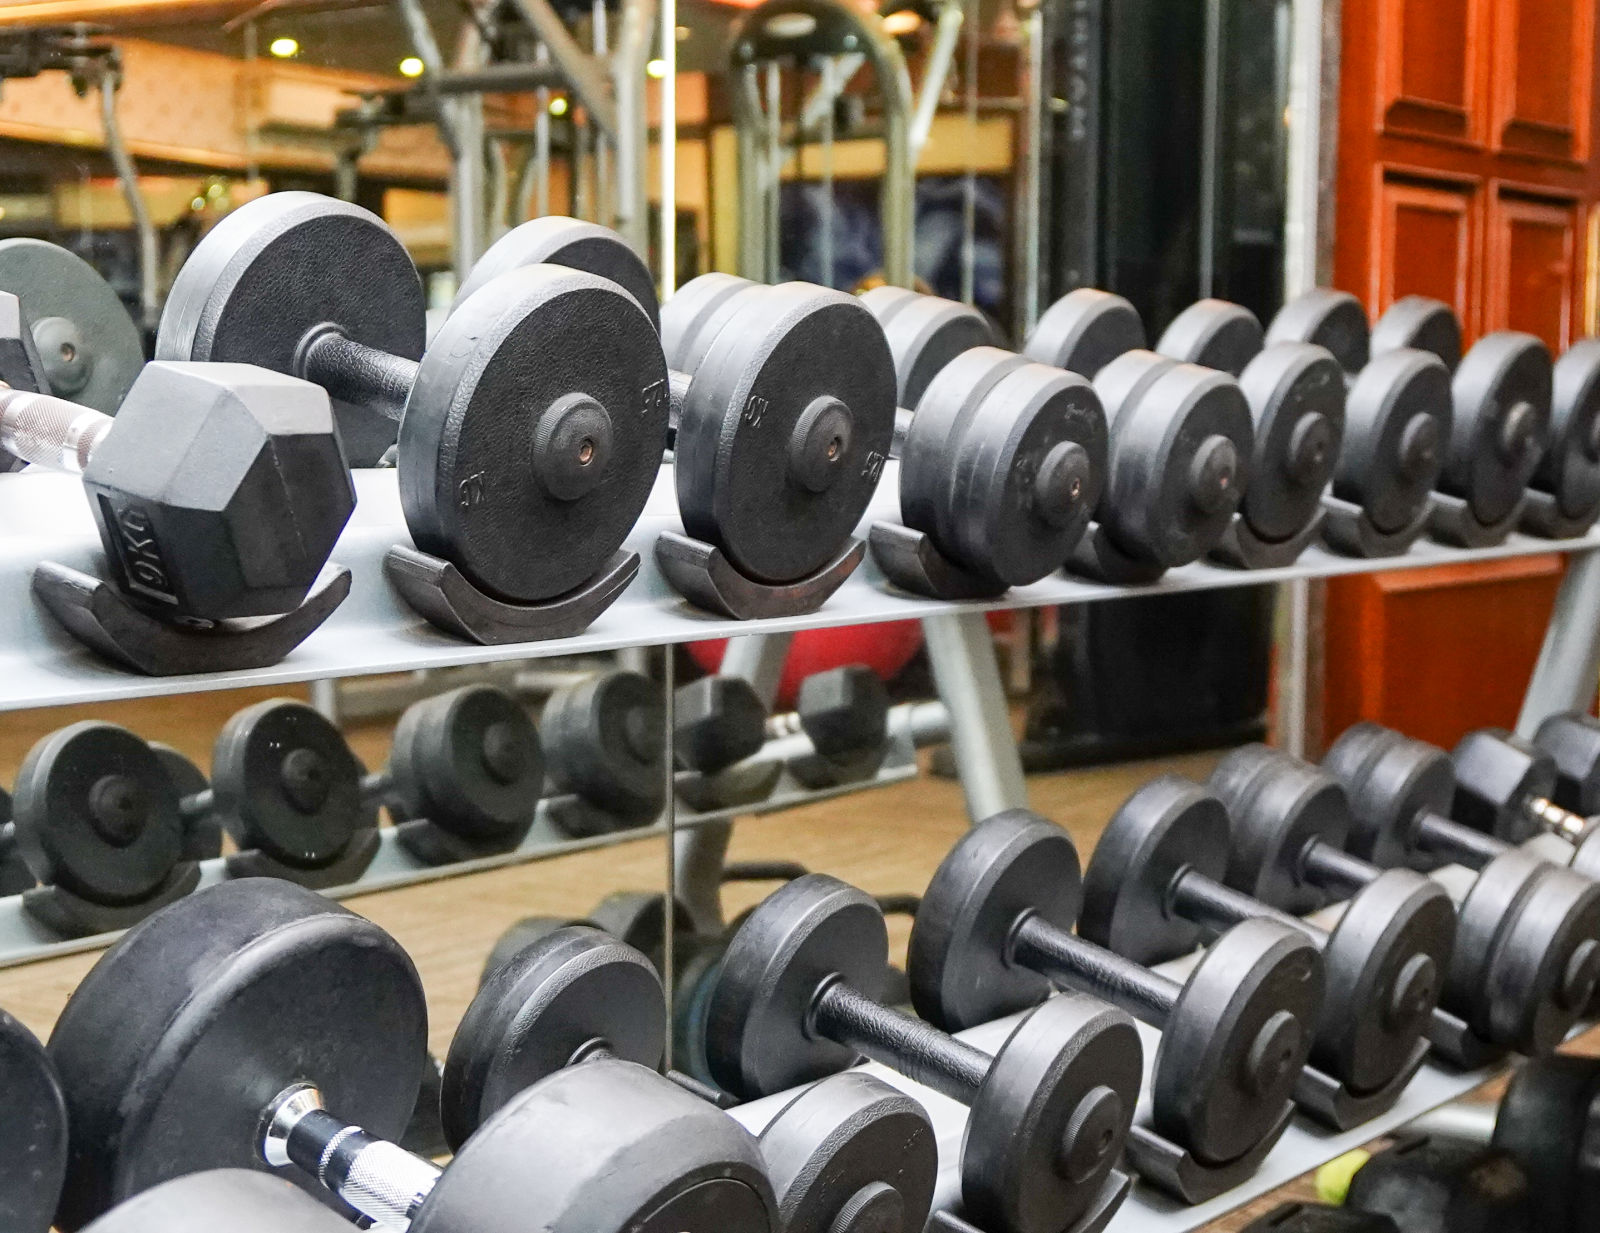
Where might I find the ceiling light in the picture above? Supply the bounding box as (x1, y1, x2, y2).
(268, 36, 299, 58)
(549, 95, 569, 116)
(399, 56, 425, 78)
(646, 58, 666, 78)
(882, 10, 921, 35)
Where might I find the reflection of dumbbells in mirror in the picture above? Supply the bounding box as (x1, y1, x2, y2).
(0, 291, 355, 674)
(452, 922, 941, 1233)
(158, 193, 669, 644)
(907, 811, 1323, 1203)
(857, 289, 1109, 599)
(707, 873, 1147, 1233)
(49, 880, 780, 1233)
(0, 1005, 68, 1233)
(1081, 775, 1451, 1130)
(1322, 725, 1600, 1062)
(767, 665, 892, 788)
(542, 669, 664, 836)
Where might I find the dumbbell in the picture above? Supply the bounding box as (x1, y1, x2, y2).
(1341, 1132, 1536, 1233)
(81, 1171, 360, 1233)
(907, 810, 1323, 1198)
(0, 291, 354, 660)
(857, 286, 1000, 410)
(1526, 341, 1600, 536)
(451, 922, 940, 1233)
(0, 1006, 68, 1233)
(0, 786, 36, 894)
(0, 237, 144, 413)
(1531, 710, 1600, 816)
(1323, 724, 1600, 1055)
(673, 674, 782, 809)
(146, 748, 223, 862)
(1241, 1204, 1398, 1233)
(542, 669, 664, 836)
(1080, 774, 1452, 1129)
(157, 194, 669, 632)
(1445, 726, 1600, 875)
(770, 664, 893, 787)
(48, 878, 778, 1233)
(706, 873, 1145, 1233)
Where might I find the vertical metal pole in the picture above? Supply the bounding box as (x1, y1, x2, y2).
(922, 612, 1028, 821)
(533, 43, 553, 217)
(959, 0, 979, 306)
(1516, 548, 1600, 736)
(1198, 0, 1224, 295)
(310, 678, 341, 725)
(660, 644, 677, 1066)
(660, 0, 677, 296)
(98, 75, 158, 335)
(593, 0, 613, 224)
(1013, 0, 1045, 335)
(765, 62, 783, 283)
(818, 56, 836, 288)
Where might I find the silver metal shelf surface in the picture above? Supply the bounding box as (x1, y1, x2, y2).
(0, 464, 1594, 713)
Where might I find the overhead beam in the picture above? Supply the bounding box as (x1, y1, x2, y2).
(0, 0, 254, 25)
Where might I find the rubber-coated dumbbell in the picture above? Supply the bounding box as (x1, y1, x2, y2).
(1527, 341, 1600, 536)
(858, 289, 1109, 595)
(542, 669, 664, 836)
(0, 292, 354, 633)
(146, 747, 223, 862)
(0, 1005, 67, 1233)
(1324, 724, 1600, 1056)
(80, 1171, 359, 1233)
(770, 665, 893, 787)
(673, 674, 782, 809)
(0, 785, 36, 894)
(907, 810, 1323, 1201)
(1342, 1132, 1535, 1233)
(706, 872, 1145, 1233)
(1241, 1204, 1398, 1233)
(48, 879, 778, 1233)
(1446, 726, 1600, 875)
(451, 922, 940, 1233)
(1080, 774, 1451, 1129)
(1532, 710, 1600, 815)
(0, 237, 143, 413)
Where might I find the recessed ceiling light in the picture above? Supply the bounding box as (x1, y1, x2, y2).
(646, 58, 667, 78)
(549, 95, 569, 116)
(399, 56, 425, 78)
(268, 36, 299, 58)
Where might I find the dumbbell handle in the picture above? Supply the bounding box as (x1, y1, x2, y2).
(1523, 794, 1591, 845)
(1301, 840, 1380, 900)
(1415, 808, 1512, 869)
(263, 1083, 438, 1232)
(1169, 867, 1322, 946)
(1011, 911, 1178, 1029)
(0, 384, 112, 474)
(812, 975, 992, 1106)
(299, 330, 419, 425)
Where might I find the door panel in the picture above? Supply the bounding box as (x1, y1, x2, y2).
(1485, 189, 1580, 347)
(1378, 0, 1482, 143)
(1375, 175, 1478, 323)
(1491, 0, 1592, 162)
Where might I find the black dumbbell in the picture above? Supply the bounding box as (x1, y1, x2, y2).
(767, 665, 893, 787)
(0, 292, 354, 636)
(1241, 1203, 1398, 1233)
(450, 922, 940, 1233)
(1343, 1132, 1536, 1233)
(1532, 709, 1600, 817)
(478, 890, 700, 989)
(542, 669, 664, 836)
(1324, 724, 1600, 1055)
(1525, 341, 1600, 536)
(707, 873, 1145, 1233)
(0, 786, 36, 895)
(673, 674, 782, 809)
(48, 878, 778, 1233)
(158, 193, 669, 624)
(147, 747, 223, 862)
(0, 1006, 67, 1233)
(81, 1171, 360, 1233)
(908, 810, 1322, 1199)
(856, 286, 1000, 410)
(1447, 726, 1600, 875)
(1080, 774, 1451, 1129)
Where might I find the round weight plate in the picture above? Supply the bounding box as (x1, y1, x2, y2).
(542, 671, 664, 819)
(453, 217, 661, 330)
(1335, 349, 1452, 534)
(1079, 775, 1229, 964)
(706, 875, 890, 1098)
(965, 996, 1142, 1233)
(0, 1009, 65, 1233)
(401, 263, 669, 603)
(588, 891, 697, 963)
(759, 1071, 937, 1233)
(480, 915, 588, 987)
(13, 722, 183, 906)
(1024, 289, 1146, 379)
(1265, 289, 1370, 374)
(47, 880, 427, 1229)
(1323, 723, 1453, 869)
(149, 745, 222, 863)
(417, 1059, 775, 1233)
(153, 192, 424, 467)
(859, 286, 997, 410)
(661, 273, 761, 373)
(1370, 296, 1461, 370)
(1483, 863, 1600, 1056)
(80, 1170, 356, 1233)
(1154, 918, 1323, 1167)
(907, 810, 1077, 1030)
(1492, 1054, 1600, 1232)
(387, 686, 542, 843)
(1100, 361, 1254, 567)
(1155, 298, 1265, 377)
(1238, 344, 1346, 543)
(1446, 849, 1546, 1038)
(1314, 871, 1453, 1095)
(1536, 339, 1600, 522)
(442, 925, 666, 1149)
(209, 699, 367, 870)
(676, 284, 896, 584)
(1210, 744, 1351, 916)
(1444, 333, 1552, 526)
(0, 239, 143, 413)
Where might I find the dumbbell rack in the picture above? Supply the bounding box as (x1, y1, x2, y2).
(4, 460, 1600, 1230)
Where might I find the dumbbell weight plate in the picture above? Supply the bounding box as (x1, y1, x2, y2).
(1323, 724, 1459, 867)
(1491, 1055, 1600, 1230)
(0, 238, 144, 413)
(1444, 333, 1552, 526)
(859, 286, 997, 409)
(149, 745, 223, 862)
(542, 670, 664, 820)
(442, 925, 667, 1149)
(588, 891, 698, 963)
(1369, 296, 1462, 370)
(1537, 340, 1600, 522)
(480, 915, 588, 986)
(1238, 344, 1345, 542)
(46, 880, 428, 1229)
(452, 216, 662, 330)
(400, 264, 670, 603)
(1265, 289, 1370, 374)
(662, 273, 762, 373)
(0, 1008, 66, 1233)
(153, 192, 425, 466)
(1156, 299, 1265, 377)
(1334, 350, 1453, 536)
(675, 283, 896, 584)
(1024, 289, 1146, 378)
(1480, 863, 1600, 1055)
(80, 1170, 357, 1233)
(13, 723, 183, 906)
(386, 686, 543, 842)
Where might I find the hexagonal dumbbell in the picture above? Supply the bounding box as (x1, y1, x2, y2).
(0, 291, 354, 673)
(542, 670, 665, 836)
(673, 675, 781, 811)
(1449, 726, 1600, 876)
(1532, 711, 1600, 815)
(765, 665, 892, 788)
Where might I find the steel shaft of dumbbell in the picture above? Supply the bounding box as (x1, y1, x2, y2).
(1169, 867, 1323, 944)
(263, 1083, 440, 1232)
(1300, 841, 1383, 899)
(1011, 912, 1178, 1027)
(1522, 794, 1590, 845)
(0, 385, 112, 474)
(299, 329, 420, 424)
(1414, 807, 1521, 868)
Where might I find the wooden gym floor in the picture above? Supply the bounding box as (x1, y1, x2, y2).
(0, 682, 1566, 1231)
